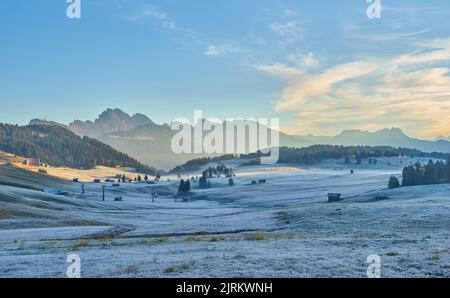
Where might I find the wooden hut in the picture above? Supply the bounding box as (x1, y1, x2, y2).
(328, 193, 342, 203)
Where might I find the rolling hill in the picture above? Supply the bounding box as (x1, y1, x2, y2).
(0, 123, 159, 174)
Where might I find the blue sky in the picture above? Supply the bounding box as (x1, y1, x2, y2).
(1, 0, 450, 138)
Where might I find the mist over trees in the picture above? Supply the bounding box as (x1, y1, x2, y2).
(169, 155, 236, 174)
(170, 145, 450, 175)
(4, 122, 450, 188)
(275, 145, 448, 164)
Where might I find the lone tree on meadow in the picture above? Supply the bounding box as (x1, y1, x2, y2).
(388, 176, 400, 189)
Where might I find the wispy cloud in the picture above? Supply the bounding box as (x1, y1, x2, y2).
(367, 29, 430, 42)
(117, 2, 450, 138)
(121, 3, 247, 58)
(417, 37, 450, 49)
(343, 20, 431, 43)
(121, 4, 176, 29)
(204, 45, 219, 56)
(258, 39, 450, 138)
(283, 9, 298, 17)
(381, 5, 438, 13)
(288, 52, 320, 69)
(269, 21, 305, 44)
(256, 63, 303, 78)
(204, 44, 241, 56)
(119, 3, 205, 51)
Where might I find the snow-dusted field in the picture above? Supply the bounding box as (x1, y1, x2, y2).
(1, 156, 449, 277)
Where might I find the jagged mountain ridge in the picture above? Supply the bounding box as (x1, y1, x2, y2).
(68, 108, 154, 138)
(28, 109, 450, 169)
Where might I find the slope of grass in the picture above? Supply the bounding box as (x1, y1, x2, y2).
(0, 165, 74, 191)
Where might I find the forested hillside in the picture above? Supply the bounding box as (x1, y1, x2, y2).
(275, 145, 448, 164)
(170, 145, 449, 174)
(0, 124, 159, 174)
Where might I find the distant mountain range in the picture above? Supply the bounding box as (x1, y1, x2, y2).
(435, 135, 450, 142)
(28, 108, 450, 170)
(29, 109, 300, 169)
(295, 128, 450, 153)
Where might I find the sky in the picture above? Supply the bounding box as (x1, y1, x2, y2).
(1, 0, 450, 139)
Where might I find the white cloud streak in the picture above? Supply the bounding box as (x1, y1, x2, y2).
(204, 44, 241, 56)
(269, 21, 305, 44)
(258, 40, 450, 138)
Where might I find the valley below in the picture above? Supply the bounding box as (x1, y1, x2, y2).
(1, 156, 449, 277)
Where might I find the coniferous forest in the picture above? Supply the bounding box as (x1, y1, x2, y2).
(170, 145, 449, 174)
(402, 159, 450, 187)
(275, 145, 448, 164)
(0, 123, 159, 174)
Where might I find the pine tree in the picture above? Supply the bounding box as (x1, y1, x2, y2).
(208, 167, 213, 178)
(414, 162, 424, 185)
(436, 161, 445, 181)
(388, 176, 400, 189)
(199, 172, 210, 189)
(185, 179, 191, 192)
(178, 179, 185, 193)
(446, 157, 450, 182)
(402, 165, 416, 186)
(424, 160, 437, 184)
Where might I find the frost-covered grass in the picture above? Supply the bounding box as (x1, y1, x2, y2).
(0, 156, 449, 277)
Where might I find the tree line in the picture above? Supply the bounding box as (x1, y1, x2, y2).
(169, 154, 236, 174)
(275, 145, 448, 165)
(170, 145, 450, 175)
(240, 145, 448, 166)
(402, 158, 450, 186)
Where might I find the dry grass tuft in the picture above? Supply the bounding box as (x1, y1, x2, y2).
(209, 236, 225, 242)
(244, 232, 269, 241)
(124, 265, 139, 275)
(164, 261, 196, 273)
(70, 239, 90, 251)
(153, 237, 170, 244)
